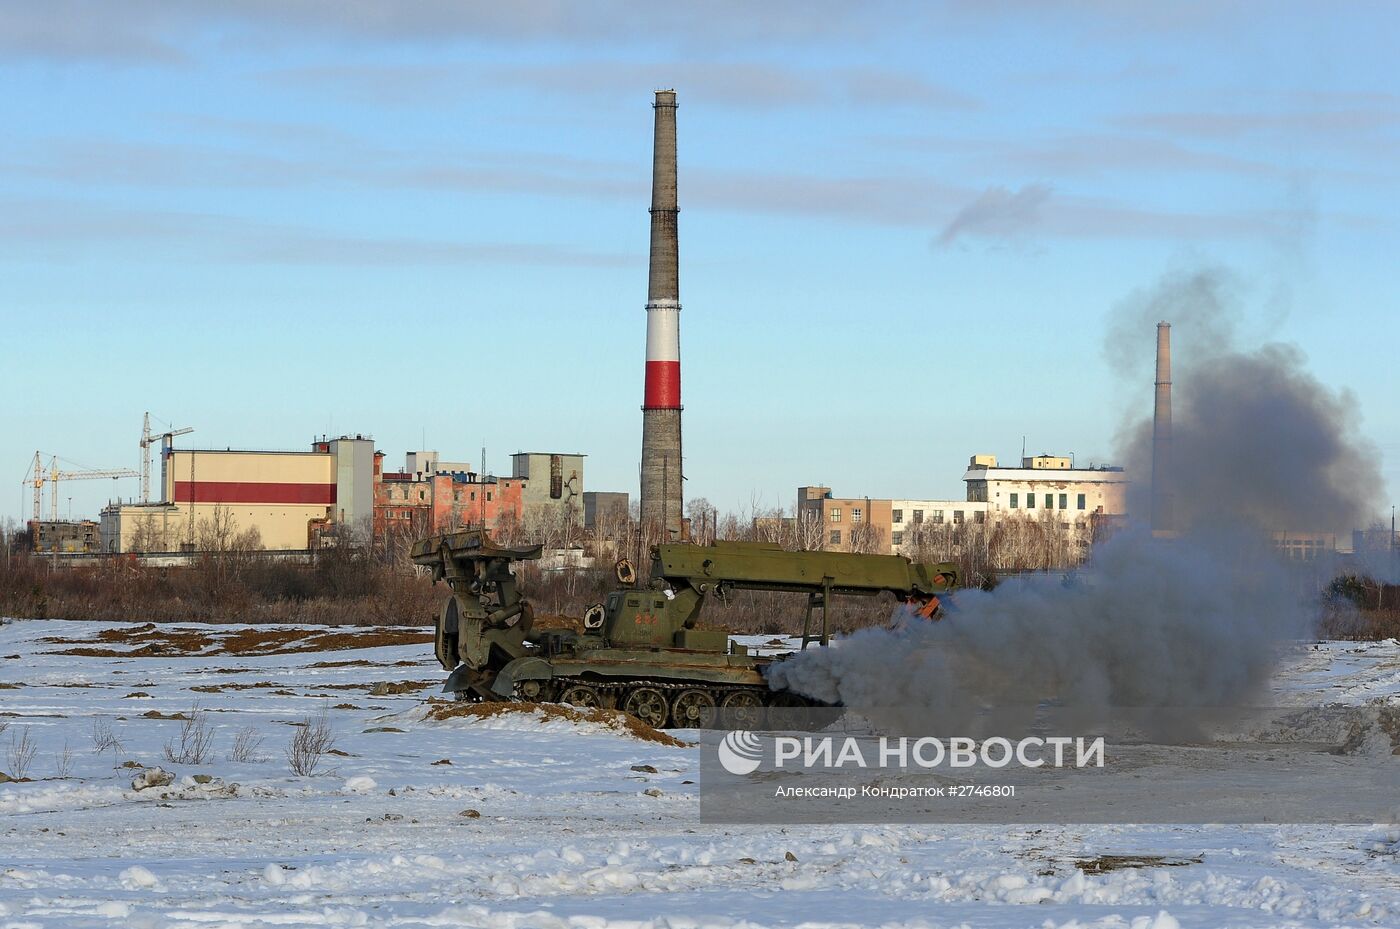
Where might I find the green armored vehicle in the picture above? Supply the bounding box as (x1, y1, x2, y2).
(410, 530, 957, 728)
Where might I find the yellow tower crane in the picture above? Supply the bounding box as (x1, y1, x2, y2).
(140, 413, 193, 503)
(22, 452, 140, 522)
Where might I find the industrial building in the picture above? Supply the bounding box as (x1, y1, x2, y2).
(97, 439, 589, 553)
(795, 449, 1128, 557)
(374, 452, 525, 540)
(964, 454, 1128, 522)
(100, 436, 376, 552)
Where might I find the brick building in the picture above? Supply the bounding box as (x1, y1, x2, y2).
(373, 452, 525, 540)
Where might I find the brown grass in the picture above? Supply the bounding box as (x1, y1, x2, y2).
(41, 623, 432, 658)
(419, 699, 690, 747)
(1318, 606, 1400, 641)
(0, 549, 441, 627)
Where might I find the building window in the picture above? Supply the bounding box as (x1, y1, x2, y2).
(1045, 494, 1053, 509)
(1058, 493, 1067, 509)
(891, 531, 904, 545)
(975, 511, 986, 524)
(470, 492, 476, 501)
(892, 509, 903, 524)
(486, 492, 492, 502)
(912, 509, 924, 523)
(1027, 493, 1035, 508)
(418, 491, 425, 501)
(953, 510, 964, 524)
(933, 510, 944, 525)
(1077, 493, 1086, 510)
(1010, 493, 1018, 508)
(829, 508, 842, 522)
(830, 530, 842, 544)
(852, 508, 862, 523)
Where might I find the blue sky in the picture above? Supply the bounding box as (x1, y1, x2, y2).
(3, 1, 1397, 525)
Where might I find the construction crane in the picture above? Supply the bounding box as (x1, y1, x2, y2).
(22, 452, 140, 522)
(140, 412, 193, 503)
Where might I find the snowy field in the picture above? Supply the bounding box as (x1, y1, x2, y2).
(1, 618, 1398, 929)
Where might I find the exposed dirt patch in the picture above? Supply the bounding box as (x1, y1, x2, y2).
(42, 623, 432, 658)
(369, 680, 437, 696)
(190, 685, 223, 693)
(0, 682, 21, 689)
(1075, 854, 1203, 874)
(420, 700, 690, 748)
(141, 710, 192, 721)
(332, 703, 361, 710)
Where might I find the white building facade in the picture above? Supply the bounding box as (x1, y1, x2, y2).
(963, 454, 1128, 525)
(889, 499, 990, 549)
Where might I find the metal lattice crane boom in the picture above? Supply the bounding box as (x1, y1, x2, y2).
(140, 413, 193, 503)
(22, 452, 140, 521)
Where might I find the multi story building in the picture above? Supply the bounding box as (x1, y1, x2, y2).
(30, 520, 101, 553)
(963, 454, 1127, 524)
(889, 500, 990, 549)
(373, 452, 525, 540)
(796, 486, 893, 553)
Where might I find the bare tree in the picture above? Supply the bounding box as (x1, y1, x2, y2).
(7, 727, 36, 779)
(163, 705, 214, 765)
(90, 718, 125, 757)
(228, 726, 266, 763)
(687, 497, 718, 545)
(287, 711, 336, 776)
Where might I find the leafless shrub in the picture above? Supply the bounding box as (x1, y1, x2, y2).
(7, 727, 37, 779)
(286, 711, 336, 776)
(54, 741, 74, 778)
(228, 725, 266, 763)
(90, 717, 125, 756)
(0, 719, 8, 738)
(163, 705, 214, 765)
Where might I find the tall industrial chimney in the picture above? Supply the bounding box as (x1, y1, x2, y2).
(639, 89, 684, 540)
(1151, 321, 1173, 533)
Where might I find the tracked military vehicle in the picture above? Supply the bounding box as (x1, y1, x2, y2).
(411, 530, 958, 728)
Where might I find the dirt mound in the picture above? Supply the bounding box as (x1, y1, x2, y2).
(419, 700, 689, 747)
(43, 623, 432, 658)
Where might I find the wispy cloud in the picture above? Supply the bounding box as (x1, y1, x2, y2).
(0, 198, 636, 268)
(0, 1, 907, 64)
(885, 131, 1277, 179)
(1117, 105, 1400, 139)
(263, 60, 977, 111)
(0, 2, 185, 63)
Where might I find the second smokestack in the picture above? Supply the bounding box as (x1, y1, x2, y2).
(639, 89, 684, 540)
(1151, 320, 1173, 533)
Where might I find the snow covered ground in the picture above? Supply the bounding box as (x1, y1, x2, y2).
(1, 618, 1397, 929)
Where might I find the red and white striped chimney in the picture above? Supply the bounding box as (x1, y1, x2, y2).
(639, 89, 684, 539)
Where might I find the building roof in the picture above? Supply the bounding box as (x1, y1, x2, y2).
(963, 467, 1127, 482)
